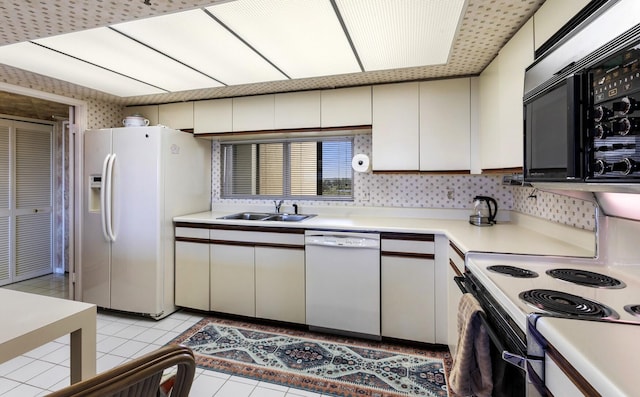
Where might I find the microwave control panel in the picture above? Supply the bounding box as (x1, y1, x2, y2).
(588, 44, 640, 180)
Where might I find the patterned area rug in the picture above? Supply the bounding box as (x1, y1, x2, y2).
(169, 316, 451, 397)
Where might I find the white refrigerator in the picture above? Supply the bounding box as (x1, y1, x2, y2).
(81, 126, 211, 319)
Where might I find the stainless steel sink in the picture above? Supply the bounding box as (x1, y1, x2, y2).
(217, 212, 271, 220)
(217, 212, 314, 222)
(263, 214, 315, 222)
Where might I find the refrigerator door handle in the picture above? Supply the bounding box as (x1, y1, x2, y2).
(105, 153, 117, 242)
(100, 154, 111, 242)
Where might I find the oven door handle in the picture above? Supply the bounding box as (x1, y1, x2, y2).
(454, 276, 468, 293)
(454, 275, 527, 371)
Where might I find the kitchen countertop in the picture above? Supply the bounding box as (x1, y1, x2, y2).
(174, 209, 596, 258)
(536, 317, 640, 397)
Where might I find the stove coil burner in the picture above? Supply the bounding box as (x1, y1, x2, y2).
(486, 265, 539, 278)
(519, 289, 619, 320)
(624, 305, 640, 318)
(546, 268, 625, 289)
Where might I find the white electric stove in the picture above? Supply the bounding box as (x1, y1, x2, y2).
(466, 253, 640, 331)
(463, 252, 640, 396)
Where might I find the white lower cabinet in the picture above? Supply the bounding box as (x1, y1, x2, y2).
(175, 241, 210, 311)
(381, 234, 436, 343)
(210, 243, 255, 317)
(255, 246, 305, 323)
(175, 227, 210, 311)
(175, 225, 305, 323)
(209, 244, 256, 317)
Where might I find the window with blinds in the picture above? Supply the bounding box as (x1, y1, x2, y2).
(221, 137, 353, 200)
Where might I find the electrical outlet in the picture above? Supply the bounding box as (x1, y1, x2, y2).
(447, 189, 455, 200)
(361, 190, 370, 202)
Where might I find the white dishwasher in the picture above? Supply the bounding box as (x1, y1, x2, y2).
(305, 230, 381, 339)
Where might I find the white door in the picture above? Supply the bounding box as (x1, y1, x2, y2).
(14, 121, 53, 281)
(0, 121, 10, 285)
(110, 128, 162, 314)
(81, 129, 112, 307)
(0, 119, 54, 286)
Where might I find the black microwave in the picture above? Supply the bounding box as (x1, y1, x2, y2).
(523, 74, 586, 182)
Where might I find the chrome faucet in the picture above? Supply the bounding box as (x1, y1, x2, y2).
(273, 200, 284, 214)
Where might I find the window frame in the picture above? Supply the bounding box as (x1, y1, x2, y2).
(220, 136, 354, 201)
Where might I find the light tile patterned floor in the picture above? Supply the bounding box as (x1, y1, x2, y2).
(0, 274, 328, 397)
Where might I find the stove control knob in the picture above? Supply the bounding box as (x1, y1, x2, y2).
(612, 97, 639, 115)
(594, 123, 611, 139)
(613, 117, 640, 136)
(593, 105, 613, 122)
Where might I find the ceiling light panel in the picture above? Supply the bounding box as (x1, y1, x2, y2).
(0, 42, 166, 97)
(335, 0, 466, 71)
(113, 9, 287, 86)
(34, 27, 222, 93)
(207, 0, 361, 79)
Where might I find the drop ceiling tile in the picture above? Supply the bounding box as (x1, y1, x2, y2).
(113, 9, 287, 86)
(207, 0, 361, 79)
(336, 0, 467, 71)
(0, 42, 165, 97)
(34, 27, 222, 92)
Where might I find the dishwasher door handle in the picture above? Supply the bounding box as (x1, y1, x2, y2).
(305, 236, 380, 249)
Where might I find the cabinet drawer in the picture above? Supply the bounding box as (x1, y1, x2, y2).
(210, 229, 304, 246)
(175, 227, 209, 239)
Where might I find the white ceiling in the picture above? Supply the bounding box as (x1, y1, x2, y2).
(0, 0, 545, 106)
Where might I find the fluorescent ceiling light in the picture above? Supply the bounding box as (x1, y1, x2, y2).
(336, 0, 466, 71)
(0, 0, 469, 98)
(114, 9, 287, 86)
(0, 42, 165, 97)
(34, 27, 222, 93)
(207, 0, 361, 79)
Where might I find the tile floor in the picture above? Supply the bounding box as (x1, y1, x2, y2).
(0, 274, 327, 397)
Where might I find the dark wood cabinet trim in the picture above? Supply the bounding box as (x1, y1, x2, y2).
(380, 233, 434, 241)
(196, 124, 372, 138)
(175, 236, 210, 244)
(449, 259, 463, 277)
(449, 241, 465, 260)
(546, 343, 601, 397)
(175, 236, 303, 249)
(381, 251, 435, 260)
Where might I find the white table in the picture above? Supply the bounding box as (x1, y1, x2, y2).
(0, 289, 96, 384)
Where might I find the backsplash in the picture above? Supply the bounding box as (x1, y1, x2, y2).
(210, 134, 597, 231)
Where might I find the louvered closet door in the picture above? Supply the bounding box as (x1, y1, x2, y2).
(0, 120, 10, 284)
(14, 121, 53, 280)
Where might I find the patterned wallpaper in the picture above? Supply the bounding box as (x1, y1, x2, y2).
(211, 133, 598, 231)
(86, 99, 126, 130)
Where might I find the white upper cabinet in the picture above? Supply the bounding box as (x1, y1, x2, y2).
(533, 0, 591, 50)
(479, 19, 533, 170)
(194, 98, 232, 134)
(124, 105, 159, 127)
(159, 102, 194, 130)
(479, 58, 500, 170)
(321, 86, 372, 127)
(232, 94, 274, 132)
(419, 78, 471, 171)
(372, 82, 420, 171)
(274, 91, 320, 129)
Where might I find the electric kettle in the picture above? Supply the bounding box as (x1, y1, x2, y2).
(469, 196, 498, 226)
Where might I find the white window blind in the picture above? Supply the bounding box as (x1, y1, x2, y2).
(222, 137, 353, 199)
